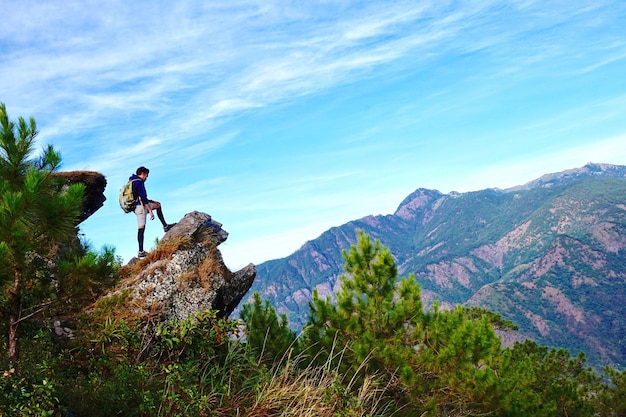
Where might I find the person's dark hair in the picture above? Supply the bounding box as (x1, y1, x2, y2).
(136, 166, 150, 175)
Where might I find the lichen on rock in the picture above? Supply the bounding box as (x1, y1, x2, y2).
(108, 211, 256, 323)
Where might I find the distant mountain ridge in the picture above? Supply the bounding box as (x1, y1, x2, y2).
(242, 163, 626, 369)
(505, 162, 626, 191)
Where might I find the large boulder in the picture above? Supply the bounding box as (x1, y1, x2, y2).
(161, 210, 228, 245)
(115, 212, 255, 322)
(55, 171, 107, 223)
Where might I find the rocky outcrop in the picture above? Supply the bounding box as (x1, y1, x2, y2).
(55, 171, 107, 223)
(161, 210, 228, 245)
(117, 211, 256, 322)
(49, 172, 255, 337)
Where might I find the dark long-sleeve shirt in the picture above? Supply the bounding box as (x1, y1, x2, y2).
(129, 174, 148, 206)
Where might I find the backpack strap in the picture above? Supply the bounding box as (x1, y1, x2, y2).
(131, 178, 142, 205)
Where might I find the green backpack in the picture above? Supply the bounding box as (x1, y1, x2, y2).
(119, 178, 141, 213)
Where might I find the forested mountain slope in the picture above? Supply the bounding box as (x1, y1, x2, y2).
(244, 163, 626, 369)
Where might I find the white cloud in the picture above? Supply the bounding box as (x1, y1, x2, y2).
(3, 0, 626, 266)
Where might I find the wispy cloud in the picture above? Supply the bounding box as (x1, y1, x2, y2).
(0, 2, 547, 138)
(3, 0, 626, 265)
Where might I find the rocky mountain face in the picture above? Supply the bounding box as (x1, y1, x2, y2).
(243, 163, 626, 369)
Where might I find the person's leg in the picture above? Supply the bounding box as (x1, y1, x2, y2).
(138, 227, 145, 251)
(135, 204, 148, 256)
(148, 201, 166, 227)
(149, 201, 175, 231)
(155, 207, 167, 227)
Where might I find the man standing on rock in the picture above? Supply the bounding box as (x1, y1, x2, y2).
(130, 166, 175, 258)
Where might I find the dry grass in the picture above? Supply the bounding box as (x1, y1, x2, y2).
(118, 236, 194, 278)
(198, 243, 233, 286)
(152, 235, 193, 260)
(239, 341, 392, 417)
(172, 246, 233, 291)
(247, 357, 389, 417)
(177, 270, 200, 289)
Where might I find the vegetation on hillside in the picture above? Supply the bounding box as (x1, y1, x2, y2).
(249, 174, 626, 369)
(1, 104, 625, 416)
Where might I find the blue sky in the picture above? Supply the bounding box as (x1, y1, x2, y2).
(2, 1, 626, 269)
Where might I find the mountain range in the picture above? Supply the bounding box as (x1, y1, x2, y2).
(240, 163, 626, 370)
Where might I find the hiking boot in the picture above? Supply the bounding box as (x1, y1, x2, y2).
(164, 223, 176, 232)
(138, 250, 148, 258)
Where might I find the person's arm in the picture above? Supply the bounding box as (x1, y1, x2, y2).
(135, 179, 155, 220)
(142, 198, 155, 220)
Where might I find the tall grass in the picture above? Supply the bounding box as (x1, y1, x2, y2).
(249, 356, 391, 417)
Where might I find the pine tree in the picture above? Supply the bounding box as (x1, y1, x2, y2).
(302, 231, 508, 415)
(240, 291, 298, 365)
(0, 103, 85, 368)
(496, 340, 602, 417)
(416, 304, 503, 414)
(303, 231, 425, 396)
